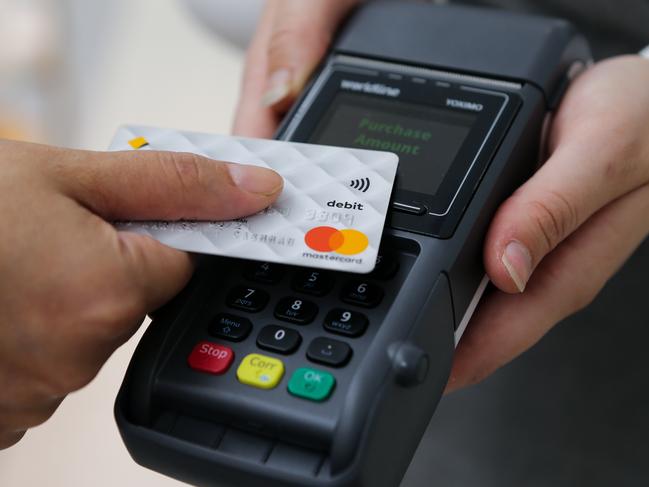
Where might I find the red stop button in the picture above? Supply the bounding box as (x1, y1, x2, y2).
(187, 341, 234, 375)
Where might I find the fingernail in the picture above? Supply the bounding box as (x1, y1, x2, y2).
(261, 69, 291, 107)
(501, 240, 532, 292)
(227, 164, 283, 196)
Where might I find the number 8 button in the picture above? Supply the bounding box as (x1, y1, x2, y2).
(274, 296, 318, 324)
(257, 325, 302, 354)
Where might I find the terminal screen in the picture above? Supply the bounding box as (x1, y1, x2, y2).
(309, 92, 477, 196)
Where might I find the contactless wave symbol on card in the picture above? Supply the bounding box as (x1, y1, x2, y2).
(305, 226, 369, 255)
(349, 177, 370, 193)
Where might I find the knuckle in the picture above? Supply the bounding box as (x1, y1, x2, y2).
(601, 135, 643, 184)
(565, 275, 602, 314)
(524, 191, 579, 253)
(542, 258, 601, 315)
(159, 151, 209, 196)
(79, 289, 144, 344)
(46, 366, 98, 396)
(571, 289, 598, 313)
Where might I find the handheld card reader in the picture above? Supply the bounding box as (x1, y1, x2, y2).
(115, 2, 591, 486)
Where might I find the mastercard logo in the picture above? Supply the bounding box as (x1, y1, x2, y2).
(305, 226, 369, 255)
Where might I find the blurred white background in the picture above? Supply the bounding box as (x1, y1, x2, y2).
(0, 1, 259, 485)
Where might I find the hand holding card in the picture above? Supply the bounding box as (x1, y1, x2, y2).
(111, 126, 399, 274)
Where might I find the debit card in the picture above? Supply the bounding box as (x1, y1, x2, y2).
(110, 126, 399, 273)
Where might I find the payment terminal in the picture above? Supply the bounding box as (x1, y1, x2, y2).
(115, 2, 591, 486)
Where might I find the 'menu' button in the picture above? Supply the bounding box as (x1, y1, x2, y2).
(187, 341, 234, 375)
(236, 353, 284, 390)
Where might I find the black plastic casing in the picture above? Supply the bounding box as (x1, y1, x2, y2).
(115, 3, 591, 486)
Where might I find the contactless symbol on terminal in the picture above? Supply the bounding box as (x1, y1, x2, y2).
(305, 226, 368, 255)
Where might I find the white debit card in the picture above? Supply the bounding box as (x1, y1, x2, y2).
(110, 126, 399, 273)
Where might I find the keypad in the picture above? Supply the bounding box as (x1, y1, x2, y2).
(226, 285, 269, 312)
(209, 313, 252, 342)
(307, 337, 352, 367)
(323, 308, 368, 337)
(257, 325, 302, 354)
(193, 251, 400, 401)
(340, 280, 384, 308)
(274, 297, 318, 325)
(244, 261, 284, 284)
(292, 269, 334, 296)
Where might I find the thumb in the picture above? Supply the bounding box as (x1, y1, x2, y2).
(484, 138, 643, 294)
(261, 0, 358, 110)
(55, 148, 283, 221)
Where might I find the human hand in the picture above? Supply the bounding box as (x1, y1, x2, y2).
(232, 0, 359, 137)
(447, 56, 649, 391)
(0, 140, 282, 448)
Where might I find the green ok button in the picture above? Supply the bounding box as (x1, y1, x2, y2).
(288, 367, 335, 401)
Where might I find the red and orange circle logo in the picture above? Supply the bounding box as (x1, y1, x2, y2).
(305, 226, 369, 255)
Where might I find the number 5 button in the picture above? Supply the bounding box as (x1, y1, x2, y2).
(257, 325, 301, 354)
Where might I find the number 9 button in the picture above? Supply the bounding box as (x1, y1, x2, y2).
(324, 308, 368, 337)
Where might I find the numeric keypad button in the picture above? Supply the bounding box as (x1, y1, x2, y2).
(257, 325, 301, 354)
(323, 309, 368, 337)
(274, 297, 318, 324)
(244, 261, 284, 284)
(209, 313, 252, 341)
(307, 337, 352, 367)
(292, 269, 334, 296)
(226, 285, 269, 313)
(340, 281, 383, 308)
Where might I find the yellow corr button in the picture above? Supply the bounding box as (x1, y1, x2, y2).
(236, 353, 284, 390)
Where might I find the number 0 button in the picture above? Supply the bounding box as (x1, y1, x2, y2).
(274, 297, 318, 324)
(257, 325, 301, 354)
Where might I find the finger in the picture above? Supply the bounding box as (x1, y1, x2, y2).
(32, 219, 195, 383)
(261, 0, 358, 110)
(114, 231, 195, 312)
(485, 136, 649, 293)
(233, 1, 280, 137)
(0, 397, 62, 433)
(448, 183, 649, 393)
(52, 148, 283, 221)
